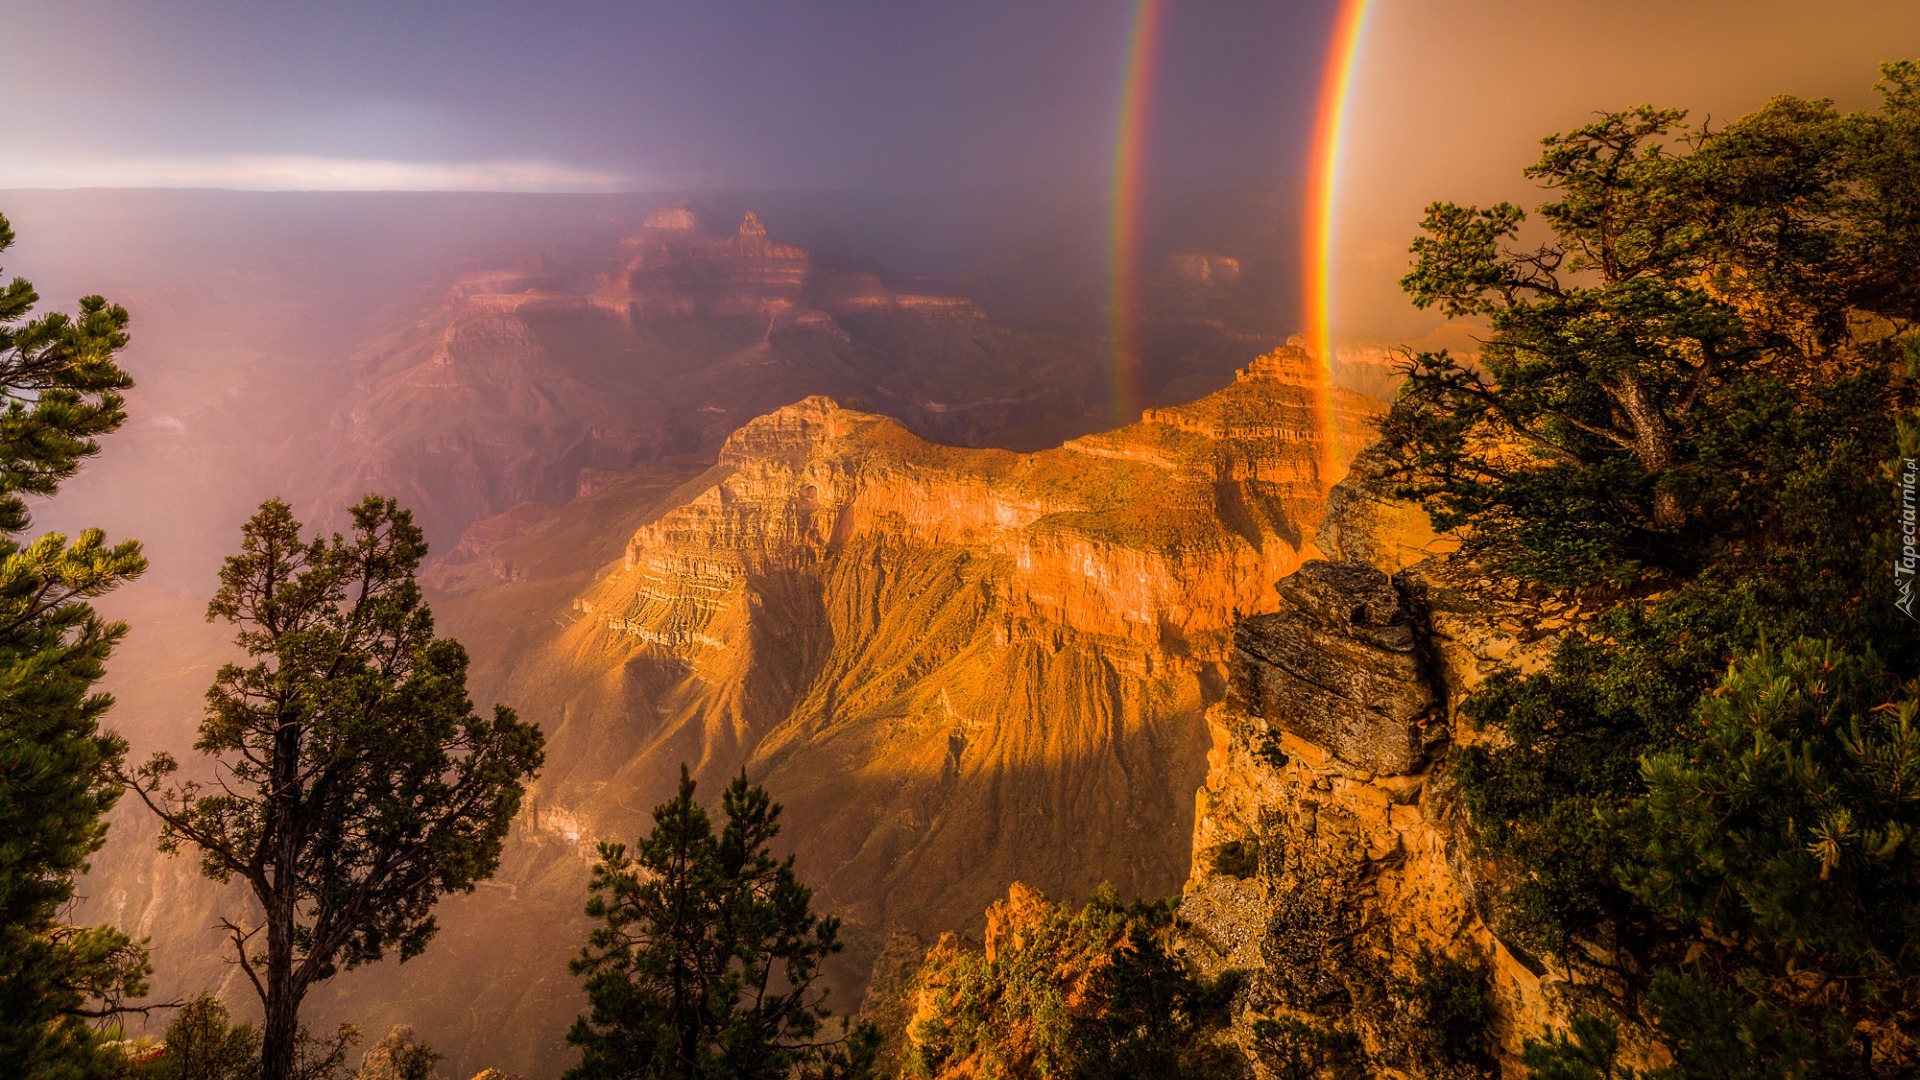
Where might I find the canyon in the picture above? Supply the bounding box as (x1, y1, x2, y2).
(884, 440, 1621, 1077)
(1168, 447, 1625, 1073)
(84, 346, 1381, 1077)
(35, 192, 1484, 1077)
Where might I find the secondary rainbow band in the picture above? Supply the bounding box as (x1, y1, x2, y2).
(1303, 0, 1374, 488)
(1107, 0, 1165, 426)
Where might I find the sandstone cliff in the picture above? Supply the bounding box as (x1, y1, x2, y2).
(531, 347, 1380, 940)
(1178, 449, 1618, 1076)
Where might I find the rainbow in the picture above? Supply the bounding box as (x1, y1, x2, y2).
(1106, 0, 1165, 426)
(1108, 0, 1375, 477)
(1302, 0, 1375, 488)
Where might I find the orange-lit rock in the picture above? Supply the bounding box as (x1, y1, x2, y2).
(1178, 459, 1655, 1075)
(515, 347, 1378, 953)
(90, 346, 1383, 1079)
(581, 351, 1377, 656)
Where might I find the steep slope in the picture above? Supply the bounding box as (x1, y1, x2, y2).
(524, 348, 1379, 933)
(324, 202, 1110, 544)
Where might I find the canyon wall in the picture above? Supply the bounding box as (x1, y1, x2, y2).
(527, 346, 1381, 940)
(85, 347, 1377, 1078)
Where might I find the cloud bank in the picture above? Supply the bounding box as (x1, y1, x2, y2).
(0, 154, 633, 192)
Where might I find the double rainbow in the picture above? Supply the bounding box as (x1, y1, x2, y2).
(1106, 0, 1375, 487)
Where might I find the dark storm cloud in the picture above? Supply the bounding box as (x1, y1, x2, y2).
(1, 0, 1337, 190)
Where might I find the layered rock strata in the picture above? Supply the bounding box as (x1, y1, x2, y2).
(1180, 456, 1609, 1075)
(536, 348, 1382, 945)
(94, 347, 1384, 1078)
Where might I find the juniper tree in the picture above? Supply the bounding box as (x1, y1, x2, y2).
(123, 496, 545, 1080)
(1406, 60, 1920, 1079)
(0, 210, 151, 1077)
(1385, 61, 1920, 585)
(567, 768, 878, 1080)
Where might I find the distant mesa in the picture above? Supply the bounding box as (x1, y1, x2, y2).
(632, 199, 726, 235)
(318, 199, 1109, 546)
(1164, 252, 1243, 288)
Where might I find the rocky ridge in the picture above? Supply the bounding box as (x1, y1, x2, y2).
(86, 345, 1386, 1079)
(322, 201, 1110, 545)
(1177, 443, 1623, 1075)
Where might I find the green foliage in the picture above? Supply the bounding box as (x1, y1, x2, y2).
(1393, 947, 1496, 1075)
(1524, 974, 1854, 1080)
(1484, 632, 1920, 1075)
(1521, 1014, 1638, 1080)
(904, 884, 1243, 1080)
(1633, 640, 1920, 981)
(1415, 59, 1920, 1079)
(124, 496, 545, 1080)
(1251, 1016, 1361, 1080)
(0, 214, 136, 533)
(1456, 403, 1917, 960)
(1466, 583, 1919, 1066)
(1607, 642, 1919, 1076)
(141, 993, 371, 1080)
(1384, 65, 1920, 586)
(150, 995, 258, 1080)
(1637, 971, 1848, 1080)
(0, 209, 151, 1076)
(566, 767, 878, 1080)
(1208, 835, 1260, 879)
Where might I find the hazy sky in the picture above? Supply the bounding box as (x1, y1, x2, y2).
(1333, 0, 1920, 337)
(0, 0, 1337, 191)
(4, 1, 1917, 339)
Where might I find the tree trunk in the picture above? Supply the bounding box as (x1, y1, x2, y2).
(1616, 373, 1685, 529)
(261, 704, 305, 1080)
(260, 906, 300, 1080)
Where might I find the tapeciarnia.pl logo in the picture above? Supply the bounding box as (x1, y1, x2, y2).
(1900, 457, 1918, 620)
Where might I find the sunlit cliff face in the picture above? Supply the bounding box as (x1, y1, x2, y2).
(533, 347, 1383, 931)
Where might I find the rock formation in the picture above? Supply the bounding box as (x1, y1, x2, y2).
(531, 347, 1381, 944)
(1178, 446, 1616, 1075)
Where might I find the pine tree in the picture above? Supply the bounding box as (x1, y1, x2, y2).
(1623, 639, 1920, 1073)
(0, 210, 152, 1077)
(566, 768, 878, 1080)
(122, 496, 545, 1080)
(150, 995, 260, 1080)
